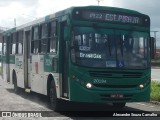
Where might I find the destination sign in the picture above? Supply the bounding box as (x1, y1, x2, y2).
(82, 11, 141, 24)
(73, 9, 147, 25)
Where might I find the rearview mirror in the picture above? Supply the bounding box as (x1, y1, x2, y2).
(150, 37, 155, 59)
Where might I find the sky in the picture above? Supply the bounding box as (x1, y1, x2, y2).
(0, 0, 160, 47)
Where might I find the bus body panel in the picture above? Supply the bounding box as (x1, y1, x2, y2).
(70, 79, 150, 103)
(30, 55, 44, 94)
(69, 64, 151, 103)
(2, 62, 7, 82)
(15, 55, 24, 88)
(2, 56, 10, 83)
(9, 55, 15, 84)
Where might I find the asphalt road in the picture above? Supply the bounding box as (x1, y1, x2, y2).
(151, 69, 160, 82)
(0, 78, 160, 120)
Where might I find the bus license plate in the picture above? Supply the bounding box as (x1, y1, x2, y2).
(110, 94, 123, 98)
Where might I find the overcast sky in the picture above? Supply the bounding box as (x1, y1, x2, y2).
(0, 0, 160, 46)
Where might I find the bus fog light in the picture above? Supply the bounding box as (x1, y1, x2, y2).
(86, 83, 92, 89)
(139, 84, 144, 88)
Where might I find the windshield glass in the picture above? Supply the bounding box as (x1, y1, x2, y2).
(71, 27, 149, 69)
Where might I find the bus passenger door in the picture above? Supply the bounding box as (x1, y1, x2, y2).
(24, 30, 31, 89)
(60, 22, 69, 98)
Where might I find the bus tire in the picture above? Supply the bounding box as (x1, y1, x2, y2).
(13, 73, 19, 94)
(49, 80, 60, 111)
(113, 102, 126, 108)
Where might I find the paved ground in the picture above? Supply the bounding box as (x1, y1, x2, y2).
(151, 69, 160, 82)
(0, 77, 69, 119)
(0, 77, 160, 120)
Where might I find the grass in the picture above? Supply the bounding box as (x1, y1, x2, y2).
(151, 81, 160, 102)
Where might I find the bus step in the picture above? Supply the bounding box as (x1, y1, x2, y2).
(25, 88, 31, 93)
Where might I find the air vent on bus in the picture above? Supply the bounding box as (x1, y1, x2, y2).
(89, 71, 143, 78)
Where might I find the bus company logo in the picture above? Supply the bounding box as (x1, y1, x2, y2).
(45, 59, 52, 66)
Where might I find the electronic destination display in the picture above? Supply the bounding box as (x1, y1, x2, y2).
(73, 8, 149, 25)
(83, 11, 141, 24)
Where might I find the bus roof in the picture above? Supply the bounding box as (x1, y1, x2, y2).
(3, 6, 148, 34)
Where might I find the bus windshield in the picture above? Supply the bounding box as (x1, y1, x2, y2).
(71, 27, 149, 69)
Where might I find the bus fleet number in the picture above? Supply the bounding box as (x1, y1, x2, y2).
(93, 79, 107, 84)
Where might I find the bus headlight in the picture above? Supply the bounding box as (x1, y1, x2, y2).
(86, 83, 92, 89)
(139, 84, 144, 88)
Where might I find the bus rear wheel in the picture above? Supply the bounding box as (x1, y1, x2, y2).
(113, 102, 126, 108)
(49, 80, 60, 111)
(13, 74, 19, 94)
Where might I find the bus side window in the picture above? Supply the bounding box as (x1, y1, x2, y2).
(40, 23, 48, 53)
(2, 36, 7, 55)
(17, 31, 23, 54)
(31, 26, 40, 54)
(48, 21, 57, 53)
(11, 32, 17, 54)
(9, 35, 12, 54)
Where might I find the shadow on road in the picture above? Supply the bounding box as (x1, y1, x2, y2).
(6, 88, 15, 93)
(6, 88, 156, 118)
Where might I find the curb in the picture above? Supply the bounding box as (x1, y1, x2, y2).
(149, 101, 160, 105)
(151, 79, 160, 82)
(151, 67, 160, 69)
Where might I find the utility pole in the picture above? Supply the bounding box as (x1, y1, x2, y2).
(14, 18, 16, 27)
(151, 31, 159, 58)
(96, 0, 103, 6)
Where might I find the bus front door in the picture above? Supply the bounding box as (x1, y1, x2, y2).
(61, 22, 69, 98)
(24, 30, 31, 89)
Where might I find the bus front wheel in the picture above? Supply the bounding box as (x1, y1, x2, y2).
(49, 80, 60, 111)
(113, 102, 126, 108)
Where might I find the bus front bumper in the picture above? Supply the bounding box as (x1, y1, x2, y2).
(69, 81, 150, 104)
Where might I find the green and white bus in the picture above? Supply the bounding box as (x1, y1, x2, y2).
(1, 6, 151, 110)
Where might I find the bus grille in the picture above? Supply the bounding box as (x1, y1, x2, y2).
(89, 71, 143, 78)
